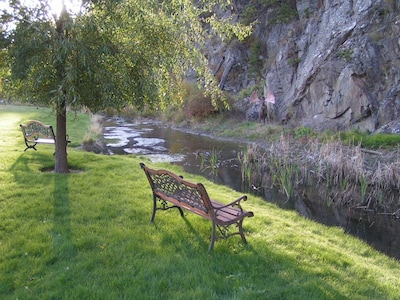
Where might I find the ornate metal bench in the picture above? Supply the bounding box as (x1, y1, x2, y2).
(140, 163, 254, 251)
(20, 120, 69, 151)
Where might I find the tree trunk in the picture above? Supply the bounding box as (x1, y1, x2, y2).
(55, 102, 69, 173)
(54, 3, 70, 174)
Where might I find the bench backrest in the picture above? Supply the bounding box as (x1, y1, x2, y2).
(20, 120, 55, 140)
(140, 163, 213, 216)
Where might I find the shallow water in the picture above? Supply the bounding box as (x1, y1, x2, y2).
(103, 117, 246, 189)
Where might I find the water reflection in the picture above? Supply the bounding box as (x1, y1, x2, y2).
(103, 117, 245, 189)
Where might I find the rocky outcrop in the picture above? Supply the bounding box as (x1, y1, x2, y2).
(80, 139, 111, 155)
(212, 0, 400, 132)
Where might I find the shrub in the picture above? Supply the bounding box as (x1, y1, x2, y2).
(249, 41, 264, 77)
(294, 126, 316, 138)
(184, 91, 216, 119)
(338, 130, 400, 149)
(338, 49, 354, 62)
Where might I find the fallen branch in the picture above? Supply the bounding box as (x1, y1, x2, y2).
(361, 148, 382, 155)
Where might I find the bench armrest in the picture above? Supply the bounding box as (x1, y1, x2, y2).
(212, 195, 248, 211)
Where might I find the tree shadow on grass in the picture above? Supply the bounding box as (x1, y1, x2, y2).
(9, 152, 76, 261)
(51, 172, 76, 261)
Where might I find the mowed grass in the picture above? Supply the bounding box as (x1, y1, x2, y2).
(1, 105, 400, 299)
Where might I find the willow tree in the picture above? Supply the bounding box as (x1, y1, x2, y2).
(2, 0, 252, 173)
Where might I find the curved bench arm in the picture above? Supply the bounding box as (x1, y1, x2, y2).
(212, 195, 248, 212)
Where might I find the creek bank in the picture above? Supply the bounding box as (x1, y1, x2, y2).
(113, 115, 400, 216)
(85, 114, 400, 260)
(86, 114, 400, 216)
(85, 112, 400, 216)
(172, 119, 400, 214)
(174, 119, 400, 260)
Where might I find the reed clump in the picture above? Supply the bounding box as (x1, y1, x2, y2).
(240, 134, 400, 215)
(199, 147, 221, 176)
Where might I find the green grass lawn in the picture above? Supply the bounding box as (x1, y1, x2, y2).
(1, 105, 400, 299)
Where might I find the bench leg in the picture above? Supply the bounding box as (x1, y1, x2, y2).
(177, 206, 184, 217)
(24, 142, 37, 151)
(151, 195, 157, 222)
(151, 195, 185, 222)
(237, 219, 248, 244)
(209, 222, 217, 251)
(209, 219, 249, 250)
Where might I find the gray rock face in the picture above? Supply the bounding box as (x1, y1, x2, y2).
(211, 0, 400, 132)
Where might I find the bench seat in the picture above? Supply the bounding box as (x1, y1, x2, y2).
(31, 138, 55, 144)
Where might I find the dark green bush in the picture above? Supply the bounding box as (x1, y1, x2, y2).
(249, 41, 264, 77)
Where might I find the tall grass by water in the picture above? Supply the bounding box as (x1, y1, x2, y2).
(241, 133, 400, 216)
(1, 105, 400, 299)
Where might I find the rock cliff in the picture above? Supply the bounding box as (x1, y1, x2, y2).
(211, 0, 400, 132)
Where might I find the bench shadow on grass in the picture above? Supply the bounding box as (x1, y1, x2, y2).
(150, 212, 349, 299)
(9, 151, 54, 174)
(150, 210, 209, 250)
(181, 216, 209, 249)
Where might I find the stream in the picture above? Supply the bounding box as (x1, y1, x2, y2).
(103, 117, 400, 260)
(104, 117, 246, 189)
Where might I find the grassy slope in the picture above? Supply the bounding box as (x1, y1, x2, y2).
(1, 105, 400, 299)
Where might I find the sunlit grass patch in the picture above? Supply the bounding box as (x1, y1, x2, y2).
(1, 105, 400, 299)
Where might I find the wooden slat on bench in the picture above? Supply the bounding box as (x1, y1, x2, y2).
(211, 200, 254, 224)
(34, 138, 55, 144)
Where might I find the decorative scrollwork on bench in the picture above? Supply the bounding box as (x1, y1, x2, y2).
(20, 120, 70, 152)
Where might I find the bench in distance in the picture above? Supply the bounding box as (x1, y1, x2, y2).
(20, 120, 70, 151)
